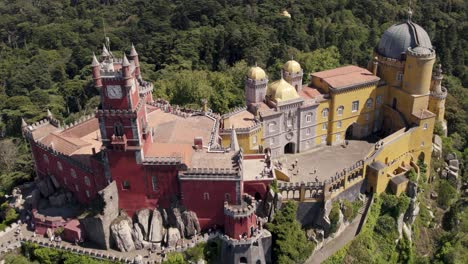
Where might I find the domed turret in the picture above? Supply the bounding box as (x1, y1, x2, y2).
(267, 78, 299, 102)
(282, 60, 303, 92)
(245, 65, 268, 106)
(377, 21, 432, 60)
(283, 60, 302, 73)
(247, 66, 266, 81)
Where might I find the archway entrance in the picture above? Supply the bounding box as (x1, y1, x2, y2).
(284, 142, 296, 154)
(418, 152, 425, 163)
(345, 123, 356, 140)
(254, 192, 262, 201)
(392, 98, 397, 109)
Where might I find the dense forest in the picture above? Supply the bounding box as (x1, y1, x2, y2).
(0, 0, 466, 263)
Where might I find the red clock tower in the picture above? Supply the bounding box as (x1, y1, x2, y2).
(93, 43, 155, 212)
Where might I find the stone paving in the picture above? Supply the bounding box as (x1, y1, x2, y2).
(276, 139, 374, 183)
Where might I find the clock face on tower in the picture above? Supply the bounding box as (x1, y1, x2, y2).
(107, 85, 123, 99)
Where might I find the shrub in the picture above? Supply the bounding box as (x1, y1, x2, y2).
(54, 227, 64, 236)
(407, 168, 417, 182)
(329, 201, 341, 234)
(203, 238, 221, 264)
(185, 242, 205, 262)
(437, 180, 457, 209)
(162, 252, 186, 264)
(374, 214, 396, 238)
(381, 193, 410, 218)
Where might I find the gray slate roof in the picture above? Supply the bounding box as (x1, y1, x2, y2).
(377, 21, 432, 60)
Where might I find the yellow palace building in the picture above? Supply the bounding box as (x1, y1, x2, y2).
(220, 14, 446, 194)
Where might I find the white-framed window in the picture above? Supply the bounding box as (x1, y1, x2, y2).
(287, 118, 292, 127)
(43, 154, 49, 163)
(75, 184, 79, 192)
(306, 113, 312, 122)
(270, 137, 275, 146)
(396, 71, 403, 81)
(322, 123, 327, 130)
(86, 190, 90, 198)
(268, 122, 275, 133)
(225, 193, 231, 202)
(337, 106, 344, 116)
(321, 135, 326, 144)
(306, 128, 311, 135)
(71, 168, 77, 179)
(57, 161, 63, 171)
(376, 95, 383, 105)
(365, 113, 370, 121)
(84, 176, 91, 186)
(336, 133, 341, 141)
(151, 176, 157, 191)
(337, 121, 342, 128)
(352, 101, 359, 112)
(423, 123, 428, 130)
(252, 135, 257, 145)
(366, 98, 373, 108)
(203, 192, 210, 200)
(322, 108, 329, 118)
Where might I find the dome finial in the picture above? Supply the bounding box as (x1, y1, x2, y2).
(407, 0, 413, 21)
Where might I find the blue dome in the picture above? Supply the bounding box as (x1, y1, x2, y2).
(377, 21, 432, 60)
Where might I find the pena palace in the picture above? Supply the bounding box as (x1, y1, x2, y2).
(21, 14, 447, 243)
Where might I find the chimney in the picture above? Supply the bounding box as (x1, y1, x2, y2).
(194, 137, 203, 150)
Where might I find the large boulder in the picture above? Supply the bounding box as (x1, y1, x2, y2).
(148, 209, 165, 242)
(132, 223, 145, 250)
(445, 153, 457, 162)
(165, 227, 181, 247)
(406, 181, 418, 199)
(111, 218, 135, 252)
(36, 177, 55, 198)
(136, 209, 151, 239)
(182, 211, 200, 237)
(404, 198, 420, 225)
(49, 193, 67, 207)
(168, 208, 185, 237)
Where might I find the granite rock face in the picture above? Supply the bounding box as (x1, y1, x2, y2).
(111, 218, 135, 252)
(165, 227, 181, 247)
(49, 193, 67, 207)
(182, 211, 201, 237)
(36, 177, 55, 198)
(168, 208, 185, 237)
(148, 209, 165, 242)
(136, 209, 151, 239)
(132, 223, 145, 250)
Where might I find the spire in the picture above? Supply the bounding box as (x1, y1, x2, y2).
(407, 0, 413, 22)
(21, 118, 27, 128)
(230, 125, 239, 152)
(47, 109, 53, 118)
(101, 44, 110, 57)
(122, 53, 130, 67)
(130, 43, 138, 57)
(92, 53, 100, 67)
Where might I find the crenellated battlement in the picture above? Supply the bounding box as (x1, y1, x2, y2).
(224, 194, 256, 218)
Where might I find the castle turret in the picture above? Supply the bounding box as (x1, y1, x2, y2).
(91, 53, 102, 88)
(282, 59, 303, 92)
(122, 54, 132, 88)
(402, 46, 436, 95)
(129, 44, 140, 78)
(245, 65, 268, 108)
(428, 64, 448, 134)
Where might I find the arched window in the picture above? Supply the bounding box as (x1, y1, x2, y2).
(70, 168, 77, 178)
(322, 108, 329, 118)
(85, 190, 90, 198)
(366, 98, 373, 108)
(114, 122, 124, 137)
(203, 192, 210, 200)
(337, 106, 344, 116)
(43, 154, 49, 163)
(305, 113, 312, 122)
(84, 176, 91, 186)
(225, 193, 231, 202)
(57, 161, 63, 171)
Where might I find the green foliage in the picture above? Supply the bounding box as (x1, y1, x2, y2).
(437, 180, 458, 209)
(54, 227, 64, 236)
(269, 179, 279, 193)
(185, 242, 205, 262)
(328, 201, 341, 234)
(162, 252, 186, 264)
(202, 238, 221, 263)
(396, 233, 414, 264)
(407, 168, 418, 182)
(0, 202, 19, 229)
(3, 253, 32, 264)
(380, 193, 410, 218)
(374, 214, 397, 240)
(266, 201, 313, 264)
(433, 121, 445, 136)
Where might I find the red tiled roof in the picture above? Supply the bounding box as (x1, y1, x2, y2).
(298, 86, 322, 99)
(311, 65, 379, 89)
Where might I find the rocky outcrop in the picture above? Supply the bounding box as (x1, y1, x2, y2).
(36, 176, 55, 198)
(149, 209, 165, 242)
(256, 189, 283, 221)
(432, 135, 442, 159)
(182, 211, 201, 237)
(165, 227, 181, 247)
(111, 217, 135, 252)
(136, 209, 151, 239)
(79, 182, 119, 250)
(404, 198, 420, 225)
(49, 193, 67, 207)
(440, 152, 461, 189)
(132, 223, 145, 250)
(406, 181, 418, 199)
(168, 208, 185, 237)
